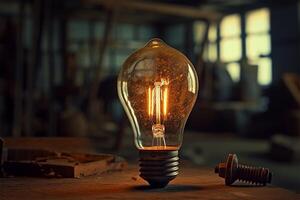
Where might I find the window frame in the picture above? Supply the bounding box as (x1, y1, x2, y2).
(245, 8, 272, 86)
(219, 14, 243, 82)
(217, 7, 272, 86)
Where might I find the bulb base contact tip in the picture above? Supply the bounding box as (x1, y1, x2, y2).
(139, 150, 179, 188)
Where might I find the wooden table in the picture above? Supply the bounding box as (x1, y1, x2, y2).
(1, 138, 299, 200)
(1, 166, 299, 200)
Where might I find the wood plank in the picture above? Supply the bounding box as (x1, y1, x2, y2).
(1, 138, 126, 178)
(25, 0, 44, 136)
(12, 0, 25, 137)
(84, 0, 222, 21)
(1, 137, 299, 200)
(1, 166, 299, 200)
(45, 0, 56, 137)
(283, 73, 300, 107)
(2, 150, 126, 178)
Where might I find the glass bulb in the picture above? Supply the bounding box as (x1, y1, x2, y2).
(117, 38, 199, 187)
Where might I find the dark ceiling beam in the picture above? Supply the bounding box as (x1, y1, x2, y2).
(65, 8, 163, 24)
(83, 0, 222, 21)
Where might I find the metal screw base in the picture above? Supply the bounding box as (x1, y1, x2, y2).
(139, 150, 179, 188)
(215, 154, 272, 186)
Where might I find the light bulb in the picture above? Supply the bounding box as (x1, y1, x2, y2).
(117, 38, 199, 188)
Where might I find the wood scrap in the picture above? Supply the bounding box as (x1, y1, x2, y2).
(283, 73, 300, 107)
(1, 147, 126, 178)
(270, 134, 300, 162)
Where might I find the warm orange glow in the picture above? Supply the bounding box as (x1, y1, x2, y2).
(148, 87, 152, 117)
(118, 38, 199, 150)
(154, 83, 161, 124)
(148, 81, 168, 122)
(141, 146, 178, 151)
(163, 87, 168, 119)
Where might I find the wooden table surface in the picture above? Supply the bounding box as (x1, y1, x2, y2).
(1, 137, 300, 200)
(1, 166, 299, 200)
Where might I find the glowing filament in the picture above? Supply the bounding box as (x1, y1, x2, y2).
(163, 87, 168, 119)
(148, 87, 152, 117)
(147, 79, 169, 148)
(154, 82, 161, 124)
(147, 79, 169, 123)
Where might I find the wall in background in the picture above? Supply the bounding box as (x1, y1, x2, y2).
(271, 2, 300, 84)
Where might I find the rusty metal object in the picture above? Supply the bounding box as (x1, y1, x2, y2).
(215, 154, 272, 186)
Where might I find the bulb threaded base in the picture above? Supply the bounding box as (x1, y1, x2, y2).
(139, 150, 179, 188)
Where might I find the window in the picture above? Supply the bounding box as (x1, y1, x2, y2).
(206, 23, 218, 62)
(193, 8, 271, 85)
(193, 22, 217, 62)
(220, 14, 242, 81)
(165, 24, 185, 49)
(193, 21, 206, 45)
(246, 8, 271, 85)
(226, 62, 241, 82)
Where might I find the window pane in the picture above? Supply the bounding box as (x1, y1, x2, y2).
(193, 21, 206, 44)
(246, 8, 270, 34)
(165, 24, 184, 46)
(138, 25, 156, 40)
(208, 43, 217, 62)
(203, 43, 209, 61)
(208, 24, 217, 42)
(220, 38, 242, 62)
(246, 34, 271, 59)
(226, 62, 240, 82)
(257, 58, 272, 85)
(220, 14, 241, 37)
(69, 20, 89, 40)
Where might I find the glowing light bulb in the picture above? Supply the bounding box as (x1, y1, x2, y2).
(117, 38, 199, 188)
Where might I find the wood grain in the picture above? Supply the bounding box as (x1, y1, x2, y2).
(2, 150, 126, 178)
(1, 166, 299, 200)
(1, 137, 299, 200)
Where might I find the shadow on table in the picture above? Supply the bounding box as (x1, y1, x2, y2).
(231, 183, 266, 188)
(130, 184, 224, 192)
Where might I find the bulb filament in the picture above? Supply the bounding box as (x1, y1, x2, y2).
(147, 79, 169, 149)
(148, 87, 152, 117)
(154, 82, 162, 124)
(163, 87, 168, 119)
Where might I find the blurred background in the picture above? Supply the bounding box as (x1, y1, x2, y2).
(0, 0, 300, 192)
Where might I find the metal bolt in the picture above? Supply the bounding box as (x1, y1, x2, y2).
(215, 154, 272, 186)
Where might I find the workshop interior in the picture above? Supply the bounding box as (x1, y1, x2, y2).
(0, 0, 300, 197)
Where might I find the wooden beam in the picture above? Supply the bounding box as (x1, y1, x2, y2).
(199, 20, 210, 57)
(87, 9, 118, 118)
(25, 0, 43, 136)
(45, 0, 56, 136)
(283, 73, 300, 107)
(66, 9, 161, 24)
(2, 148, 126, 178)
(58, 17, 67, 86)
(195, 21, 212, 100)
(12, 0, 25, 137)
(83, 0, 222, 21)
